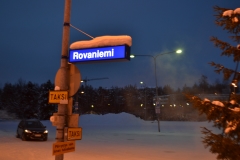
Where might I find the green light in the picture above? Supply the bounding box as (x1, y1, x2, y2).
(176, 49, 182, 54)
(130, 55, 135, 58)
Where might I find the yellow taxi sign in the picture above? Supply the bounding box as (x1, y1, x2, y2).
(68, 127, 82, 140)
(52, 141, 75, 155)
(49, 90, 68, 104)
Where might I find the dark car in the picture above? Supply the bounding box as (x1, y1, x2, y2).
(16, 119, 48, 141)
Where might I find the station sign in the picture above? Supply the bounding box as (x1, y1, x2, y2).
(69, 45, 130, 63)
(49, 90, 68, 104)
(67, 127, 82, 140)
(52, 141, 75, 155)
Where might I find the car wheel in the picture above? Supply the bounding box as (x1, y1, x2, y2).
(21, 134, 27, 141)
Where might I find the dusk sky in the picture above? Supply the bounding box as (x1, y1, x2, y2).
(0, 0, 239, 89)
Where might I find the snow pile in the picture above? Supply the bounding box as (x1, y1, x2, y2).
(0, 110, 17, 120)
(234, 8, 240, 14)
(229, 107, 240, 112)
(223, 10, 234, 17)
(222, 8, 240, 23)
(232, 17, 239, 23)
(222, 8, 240, 17)
(230, 100, 236, 105)
(225, 120, 238, 134)
(199, 98, 240, 134)
(212, 101, 224, 107)
(229, 100, 240, 112)
(203, 98, 210, 102)
(70, 35, 132, 50)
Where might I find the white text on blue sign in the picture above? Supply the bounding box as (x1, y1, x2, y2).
(69, 45, 129, 63)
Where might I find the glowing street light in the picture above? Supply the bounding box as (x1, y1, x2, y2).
(131, 49, 182, 97)
(176, 49, 182, 54)
(130, 49, 182, 132)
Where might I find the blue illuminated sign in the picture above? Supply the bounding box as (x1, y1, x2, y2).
(69, 45, 130, 63)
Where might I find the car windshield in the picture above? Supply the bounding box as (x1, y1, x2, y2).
(25, 121, 43, 128)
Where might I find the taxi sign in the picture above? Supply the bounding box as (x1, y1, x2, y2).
(52, 141, 75, 155)
(49, 90, 68, 104)
(67, 127, 82, 140)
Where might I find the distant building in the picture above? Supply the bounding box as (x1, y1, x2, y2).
(197, 94, 229, 101)
(152, 94, 230, 121)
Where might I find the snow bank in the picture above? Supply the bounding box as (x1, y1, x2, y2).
(212, 101, 224, 107)
(0, 110, 17, 120)
(70, 35, 132, 50)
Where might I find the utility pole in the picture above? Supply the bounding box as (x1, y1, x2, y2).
(55, 0, 71, 160)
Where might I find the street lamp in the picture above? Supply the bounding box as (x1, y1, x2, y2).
(131, 49, 182, 132)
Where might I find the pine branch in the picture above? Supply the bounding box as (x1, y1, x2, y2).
(208, 62, 240, 80)
(210, 37, 240, 61)
(186, 94, 240, 159)
(213, 6, 240, 35)
(185, 5, 240, 160)
(202, 127, 240, 160)
(230, 35, 240, 43)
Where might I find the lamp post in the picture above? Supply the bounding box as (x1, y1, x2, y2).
(130, 49, 182, 132)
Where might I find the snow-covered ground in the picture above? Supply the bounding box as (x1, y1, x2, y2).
(0, 113, 218, 160)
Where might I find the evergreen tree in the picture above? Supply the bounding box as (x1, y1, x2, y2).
(123, 85, 139, 114)
(198, 75, 209, 94)
(95, 86, 109, 114)
(187, 6, 240, 159)
(0, 87, 2, 109)
(162, 84, 174, 95)
(1, 83, 16, 111)
(1, 79, 26, 118)
(20, 81, 40, 119)
(38, 80, 56, 119)
(191, 82, 200, 94)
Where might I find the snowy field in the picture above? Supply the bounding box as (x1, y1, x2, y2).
(0, 113, 218, 160)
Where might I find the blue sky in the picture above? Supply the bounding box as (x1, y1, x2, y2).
(0, 0, 239, 89)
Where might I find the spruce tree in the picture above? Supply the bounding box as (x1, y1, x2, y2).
(187, 6, 240, 160)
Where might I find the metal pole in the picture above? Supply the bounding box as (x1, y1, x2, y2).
(154, 58, 160, 132)
(154, 57, 158, 96)
(131, 51, 180, 133)
(55, 0, 71, 160)
(144, 87, 146, 119)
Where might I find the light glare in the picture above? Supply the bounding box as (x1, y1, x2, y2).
(176, 49, 182, 54)
(24, 129, 31, 133)
(130, 55, 135, 58)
